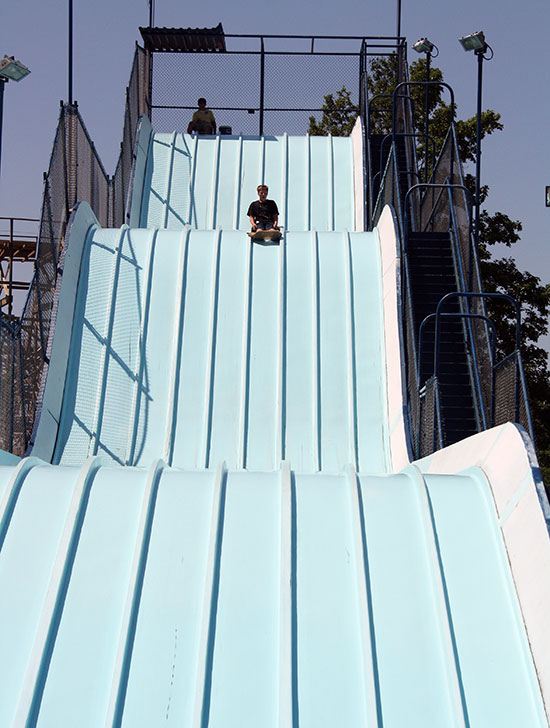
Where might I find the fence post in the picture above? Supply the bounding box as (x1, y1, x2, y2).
(259, 37, 265, 136)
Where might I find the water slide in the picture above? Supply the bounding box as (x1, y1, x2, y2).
(0, 119, 549, 726)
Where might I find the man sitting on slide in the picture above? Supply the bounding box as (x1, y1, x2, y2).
(247, 185, 279, 232)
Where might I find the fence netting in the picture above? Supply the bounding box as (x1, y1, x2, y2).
(111, 45, 151, 226)
(419, 378, 437, 458)
(1, 45, 149, 455)
(494, 353, 531, 434)
(150, 37, 378, 137)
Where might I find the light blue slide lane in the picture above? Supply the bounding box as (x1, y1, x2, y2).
(0, 131, 545, 726)
(54, 226, 388, 473)
(140, 133, 355, 231)
(0, 463, 544, 725)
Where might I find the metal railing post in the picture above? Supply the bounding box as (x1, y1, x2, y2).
(259, 37, 265, 136)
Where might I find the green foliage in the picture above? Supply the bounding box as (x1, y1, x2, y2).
(479, 247, 550, 485)
(454, 112, 503, 164)
(365, 56, 504, 179)
(308, 87, 358, 137)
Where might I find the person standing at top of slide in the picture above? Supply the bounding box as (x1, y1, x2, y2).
(247, 185, 279, 232)
(187, 98, 216, 135)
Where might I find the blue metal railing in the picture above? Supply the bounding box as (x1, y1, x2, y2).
(392, 82, 455, 147)
(364, 52, 536, 456)
(373, 132, 436, 192)
(424, 292, 533, 448)
(417, 311, 498, 449)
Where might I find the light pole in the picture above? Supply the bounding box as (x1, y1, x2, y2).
(0, 55, 30, 182)
(412, 38, 439, 182)
(459, 31, 493, 248)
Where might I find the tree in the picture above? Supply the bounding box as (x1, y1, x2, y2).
(313, 57, 550, 487)
(308, 87, 358, 137)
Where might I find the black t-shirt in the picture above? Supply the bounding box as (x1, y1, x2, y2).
(247, 199, 279, 222)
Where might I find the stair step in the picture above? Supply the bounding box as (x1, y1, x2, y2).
(407, 249, 454, 260)
(407, 254, 454, 265)
(410, 281, 458, 293)
(408, 231, 450, 240)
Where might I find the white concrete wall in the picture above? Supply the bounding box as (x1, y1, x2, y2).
(417, 423, 550, 724)
(376, 205, 412, 471)
(351, 117, 365, 232)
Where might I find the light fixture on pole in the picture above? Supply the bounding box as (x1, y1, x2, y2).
(458, 31, 487, 53)
(0, 55, 31, 181)
(459, 31, 493, 249)
(412, 38, 438, 182)
(0, 55, 31, 83)
(412, 38, 434, 55)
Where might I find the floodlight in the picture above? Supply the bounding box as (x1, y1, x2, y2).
(0, 54, 30, 193)
(412, 38, 434, 54)
(0, 55, 30, 82)
(458, 31, 487, 53)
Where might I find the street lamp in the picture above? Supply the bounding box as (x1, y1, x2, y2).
(412, 38, 439, 182)
(0, 55, 31, 181)
(459, 31, 493, 249)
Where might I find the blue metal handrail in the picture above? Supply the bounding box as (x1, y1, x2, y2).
(418, 312, 496, 385)
(403, 183, 474, 239)
(372, 168, 422, 205)
(392, 81, 455, 135)
(435, 292, 521, 366)
(434, 292, 524, 436)
(377, 132, 436, 192)
(367, 93, 415, 135)
(393, 81, 456, 190)
(418, 311, 497, 447)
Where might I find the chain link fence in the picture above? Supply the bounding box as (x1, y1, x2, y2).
(0, 319, 24, 453)
(15, 105, 111, 454)
(150, 35, 401, 137)
(494, 352, 531, 435)
(1, 45, 149, 455)
(112, 45, 151, 226)
(418, 377, 438, 457)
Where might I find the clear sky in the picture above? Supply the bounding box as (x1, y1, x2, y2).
(1, 0, 549, 303)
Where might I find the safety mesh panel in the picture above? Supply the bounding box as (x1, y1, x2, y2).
(112, 46, 151, 226)
(405, 290, 420, 454)
(5, 46, 152, 455)
(2, 48, 149, 454)
(372, 149, 396, 225)
(150, 44, 361, 137)
(0, 321, 16, 451)
(419, 377, 436, 458)
(493, 353, 530, 436)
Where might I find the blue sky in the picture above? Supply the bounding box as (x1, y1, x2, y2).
(1, 0, 549, 303)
